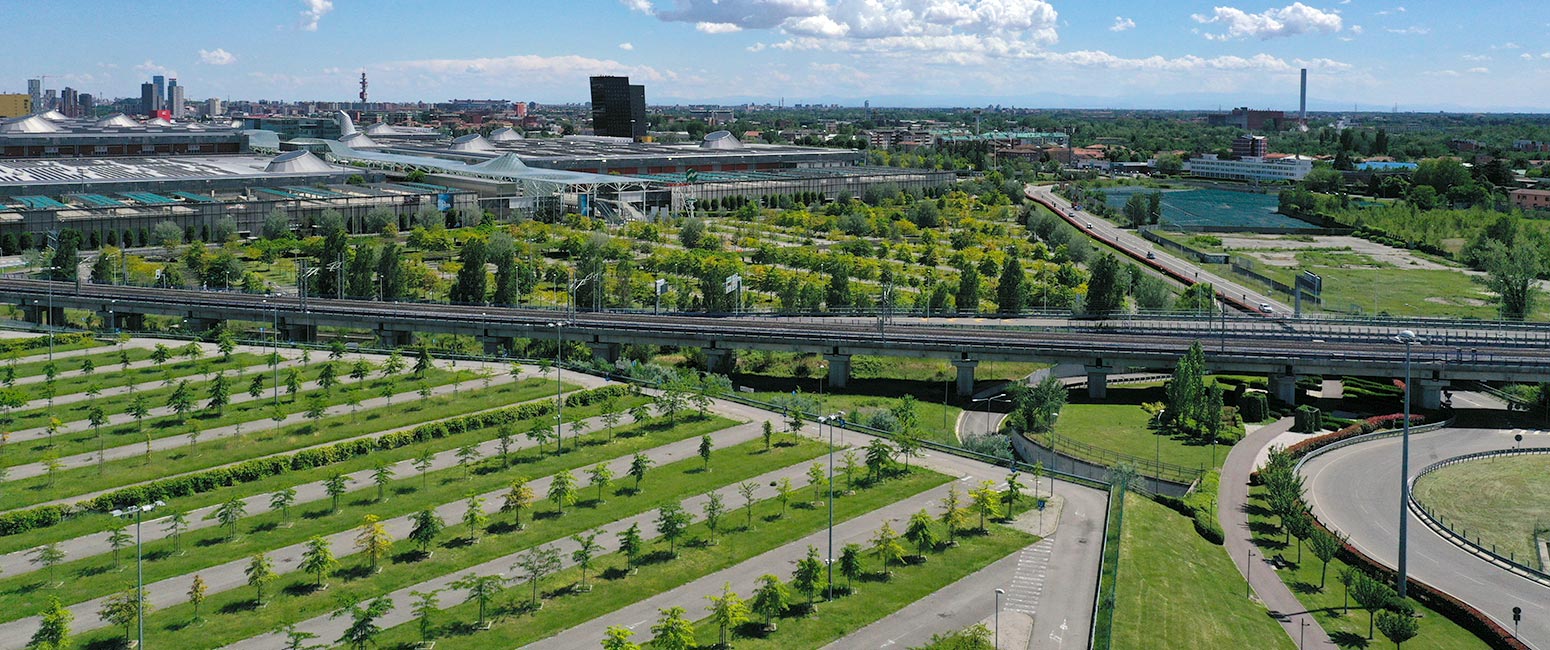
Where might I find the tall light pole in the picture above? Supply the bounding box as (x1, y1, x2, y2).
(820, 411, 845, 601)
(112, 500, 165, 650)
(1394, 329, 1418, 598)
(263, 300, 279, 408)
(549, 321, 568, 454)
(994, 587, 1005, 649)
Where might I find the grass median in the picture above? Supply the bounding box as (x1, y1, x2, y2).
(74, 432, 822, 650)
(1412, 455, 1550, 570)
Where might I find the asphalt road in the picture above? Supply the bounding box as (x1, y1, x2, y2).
(1025, 184, 1292, 315)
(1301, 424, 1550, 648)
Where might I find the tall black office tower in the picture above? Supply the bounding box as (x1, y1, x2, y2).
(589, 76, 647, 140)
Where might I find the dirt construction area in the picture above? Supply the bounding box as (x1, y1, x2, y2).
(1210, 233, 1456, 270)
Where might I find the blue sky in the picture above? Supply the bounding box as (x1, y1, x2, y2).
(6, 0, 1550, 111)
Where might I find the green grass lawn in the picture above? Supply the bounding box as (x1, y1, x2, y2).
(688, 520, 1034, 650)
(1413, 455, 1550, 570)
(0, 338, 104, 360)
(1054, 384, 1232, 472)
(373, 466, 954, 649)
(0, 413, 722, 625)
(1220, 262, 1550, 321)
(1112, 494, 1293, 650)
(1246, 487, 1489, 649)
(4, 345, 154, 380)
(75, 434, 830, 650)
(743, 390, 964, 445)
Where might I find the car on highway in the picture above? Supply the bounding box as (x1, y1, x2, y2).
(1258, 302, 1274, 314)
(1085, 221, 1095, 228)
(1146, 251, 1156, 260)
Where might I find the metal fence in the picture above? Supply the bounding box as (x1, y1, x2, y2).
(1409, 448, 1550, 584)
(1089, 478, 1127, 650)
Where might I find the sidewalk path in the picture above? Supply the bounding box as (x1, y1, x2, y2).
(1218, 416, 1336, 649)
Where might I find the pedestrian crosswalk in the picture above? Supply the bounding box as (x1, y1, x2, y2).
(1003, 537, 1055, 616)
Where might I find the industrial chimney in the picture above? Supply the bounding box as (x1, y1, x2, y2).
(1299, 68, 1308, 123)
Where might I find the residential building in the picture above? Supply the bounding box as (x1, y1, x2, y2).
(140, 83, 157, 116)
(151, 75, 166, 112)
(589, 76, 647, 140)
(169, 83, 185, 118)
(0, 94, 31, 118)
(1510, 189, 1550, 212)
(26, 79, 41, 111)
(1186, 154, 1312, 182)
(1207, 107, 1286, 131)
(205, 98, 223, 117)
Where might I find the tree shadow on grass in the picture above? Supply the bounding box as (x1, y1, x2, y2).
(1330, 631, 1371, 648)
(1289, 580, 1323, 595)
(250, 521, 279, 534)
(637, 550, 677, 567)
(487, 520, 525, 536)
(334, 564, 376, 581)
(300, 508, 333, 521)
(218, 598, 260, 615)
(282, 581, 326, 597)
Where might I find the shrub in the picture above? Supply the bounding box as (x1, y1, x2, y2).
(1239, 393, 1268, 423)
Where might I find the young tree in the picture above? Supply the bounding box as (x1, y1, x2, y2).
(776, 476, 794, 517)
(940, 484, 970, 544)
(371, 463, 394, 502)
(106, 525, 131, 570)
(247, 374, 266, 400)
(245, 552, 276, 606)
(571, 530, 603, 590)
(514, 544, 562, 608)
(1001, 471, 1026, 519)
(409, 589, 440, 646)
(587, 462, 615, 505)
(865, 438, 894, 482)
(212, 496, 248, 540)
(462, 493, 489, 543)
(751, 574, 791, 630)
(324, 473, 353, 513)
(454, 443, 480, 480)
(549, 469, 578, 514)
(656, 501, 691, 556)
(451, 574, 505, 628)
(601, 626, 641, 650)
(792, 544, 824, 607)
(30, 596, 73, 650)
(167, 379, 194, 421)
(872, 521, 906, 579)
(206, 372, 230, 414)
(382, 349, 406, 377)
(905, 509, 938, 558)
(703, 491, 727, 545)
(412, 447, 435, 490)
(629, 452, 653, 493)
(333, 596, 393, 650)
(1377, 609, 1420, 649)
(970, 480, 1002, 531)
(355, 514, 394, 572)
(628, 403, 651, 427)
(408, 508, 444, 557)
(100, 586, 150, 645)
(87, 405, 108, 467)
(761, 419, 776, 451)
(842, 449, 861, 492)
(839, 543, 864, 594)
(618, 522, 645, 573)
(738, 481, 758, 529)
(706, 581, 751, 648)
(163, 511, 190, 552)
(698, 434, 714, 471)
(1351, 572, 1397, 639)
(300, 535, 339, 588)
(807, 462, 827, 502)
(650, 606, 697, 650)
(187, 574, 207, 623)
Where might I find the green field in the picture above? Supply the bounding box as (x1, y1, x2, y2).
(1112, 494, 1293, 650)
(1413, 455, 1550, 569)
(1054, 384, 1233, 472)
(1246, 487, 1490, 649)
(1249, 265, 1542, 320)
(743, 390, 964, 446)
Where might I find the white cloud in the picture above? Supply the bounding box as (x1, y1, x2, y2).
(1467, 67, 1490, 74)
(1110, 16, 1135, 32)
(1026, 50, 1350, 73)
(298, 0, 333, 31)
(384, 54, 669, 84)
(134, 60, 177, 78)
(198, 48, 237, 65)
(628, 0, 1060, 58)
(1385, 26, 1430, 35)
(1349, 24, 1363, 34)
(1462, 54, 1491, 62)
(696, 21, 743, 34)
(1192, 2, 1343, 41)
(618, 42, 635, 50)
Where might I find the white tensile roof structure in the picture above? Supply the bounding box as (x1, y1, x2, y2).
(699, 130, 744, 150)
(0, 115, 63, 134)
(263, 150, 338, 173)
(95, 114, 141, 128)
(448, 133, 496, 152)
(488, 127, 524, 142)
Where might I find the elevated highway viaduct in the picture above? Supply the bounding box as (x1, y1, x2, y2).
(8, 279, 1550, 407)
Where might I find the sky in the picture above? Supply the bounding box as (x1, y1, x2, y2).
(6, 0, 1550, 112)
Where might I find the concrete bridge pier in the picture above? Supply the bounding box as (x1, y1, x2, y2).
(589, 341, 621, 365)
(824, 353, 852, 389)
(480, 335, 514, 357)
(1084, 365, 1113, 399)
(116, 312, 145, 331)
(277, 319, 316, 343)
(181, 317, 222, 334)
(375, 327, 414, 349)
(952, 357, 978, 397)
(21, 304, 67, 328)
(704, 348, 737, 375)
(1268, 373, 1299, 406)
(1417, 379, 1447, 410)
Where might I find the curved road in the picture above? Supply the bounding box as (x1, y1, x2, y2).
(1301, 425, 1550, 647)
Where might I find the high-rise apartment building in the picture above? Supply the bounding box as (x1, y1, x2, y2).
(1231, 134, 1268, 159)
(169, 83, 185, 118)
(141, 82, 158, 116)
(205, 97, 224, 117)
(59, 87, 78, 117)
(589, 75, 647, 140)
(152, 75, 166, 112)
(77, 93, 94, 116)
(27, 79, 41, 111)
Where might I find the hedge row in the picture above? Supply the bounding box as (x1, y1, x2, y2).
(0, 384, 633, 537)
(1, 332, 95, 355)
(1281, 413, 1426, 460)
(1153, 470, 1223, 545)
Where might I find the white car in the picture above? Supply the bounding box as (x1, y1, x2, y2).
(1258, 302, 1274, 314)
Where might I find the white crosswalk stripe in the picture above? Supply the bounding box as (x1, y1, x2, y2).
(1003, 537, 1055, 615)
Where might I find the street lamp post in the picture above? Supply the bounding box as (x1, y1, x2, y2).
(112, 500, 165, 650)
(1246, 548, 1255, 599)
(994, 588, 1005, 649)
(550, 321, 568, 454)
(1394, 329, 1418, 598)
(820, 411, 844, 601)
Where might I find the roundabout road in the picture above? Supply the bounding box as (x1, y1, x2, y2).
(1301, 425, 1550, 648)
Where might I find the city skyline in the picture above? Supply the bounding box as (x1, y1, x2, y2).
(4, 0, 1550, 112)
